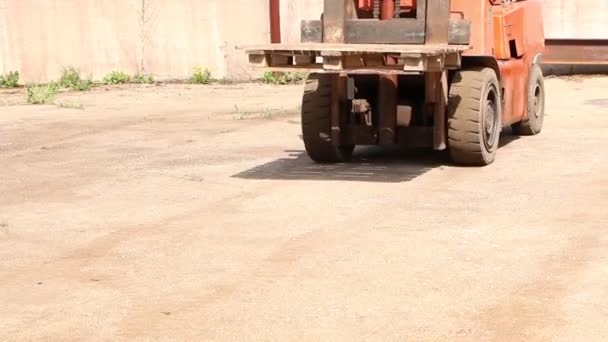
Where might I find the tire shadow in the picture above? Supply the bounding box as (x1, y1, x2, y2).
(233, 146, 445, 183)
(233, 131, 521, 183)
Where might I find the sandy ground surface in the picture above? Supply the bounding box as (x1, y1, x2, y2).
(1, 77, 607, 341)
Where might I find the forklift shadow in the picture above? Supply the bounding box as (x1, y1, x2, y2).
(233, 133, 520, 183)
(233, 146, 444, 183)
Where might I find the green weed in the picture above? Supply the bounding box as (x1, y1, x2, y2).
(103, 71, 131, 85)
(191, 65, 212, 84)
(57, 100, 84, 110)
(261, 72, 307, 85)
(133, 73, 155, 84)
(26, 82, 60, 104)
(59, 67, 94, 91)
(0, 71, 19, 88)
(59, 67, 80, 88)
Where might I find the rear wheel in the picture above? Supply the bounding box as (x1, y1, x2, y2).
(301, 74, 354, 163)
(513, 64, 545, 135)
(448, 67, 502, 166)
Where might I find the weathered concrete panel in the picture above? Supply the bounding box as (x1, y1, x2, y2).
(543, 0, 608, 39)
(0, 0, 269, 82)
(0, 0, 606, 83)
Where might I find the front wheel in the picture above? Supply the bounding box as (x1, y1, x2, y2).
(448, 67, 502, 166)
(301, 74, 354, 163)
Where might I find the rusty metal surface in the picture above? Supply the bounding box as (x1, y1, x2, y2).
(436, 71, 448, 151)
(425, 71, 448, 150)
(543, 39, 608, 65)
(300, 19, 469, 45)
(331, 74, 347, 146)
(378, 74, 398, 144)
(316, 0, 431, 45)
(301, 0, 469, 45)
(244, 43, 469, 55)
(378, 0, 398, 145)
(323, 0, 347, 43)
(425, 0, 450, 44)
(246, 47, 465, 74)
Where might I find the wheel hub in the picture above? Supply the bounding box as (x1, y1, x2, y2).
(533, 84, 543, 119)
(485, 100, 495, 135)
(482, 87, 499, 152)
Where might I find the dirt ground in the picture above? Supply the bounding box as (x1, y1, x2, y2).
(1, 77, 607, 341)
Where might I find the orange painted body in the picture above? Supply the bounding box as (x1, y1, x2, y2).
(450, 0, 545, 125)
(451, 0, 495, 55)
(352, 0, 545, 125)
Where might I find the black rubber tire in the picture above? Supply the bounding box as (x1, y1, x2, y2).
(448, 67, 502, 166)
(512, 64, 545, 135)
(301, 74, 354, 163)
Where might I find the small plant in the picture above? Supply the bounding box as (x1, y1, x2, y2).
(59, 67, 80, 88)
(59, 67, 94, 91)
(56, 100, 84, 110)
(103, 71, 131, 85)
(26, 82, 60, 104)
(232, 105, 251, 120)
(261, 72, 278, 84)
(262, 108, 276, 120)
(133, 73, 155, 84)
(261, 72, 307, 85)
(191, 65, 212, 84)
(0, 71, 19, 88)
(74, 80, 94, 91)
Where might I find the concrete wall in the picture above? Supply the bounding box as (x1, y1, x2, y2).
(0, 0, 269, 82)
(0, 0, 606, 83)
(543, 0, 608, 39)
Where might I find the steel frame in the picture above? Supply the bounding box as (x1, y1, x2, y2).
(301, 0, 469, 45)
(543, 39, 608, 65)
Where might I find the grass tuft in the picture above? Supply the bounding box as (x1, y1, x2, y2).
(133, 73, 155, 84)
(231, 105, 252, 120)
(56, 100, 84, 110)
(103, 71, 131, 85)
(262, 108, 276, 120)
(261, 72, 307, 85)
(26, 82, 60, 104)
(0, 71, 19, 88)
(59, 67, 94, 91)
(191, 65, 212, 84)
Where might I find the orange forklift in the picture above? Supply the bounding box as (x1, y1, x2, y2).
(245, 0, 546, 166)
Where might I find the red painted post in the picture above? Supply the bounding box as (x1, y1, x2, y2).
(270, 0, 281, 43)
(380, 0, 395, 19)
